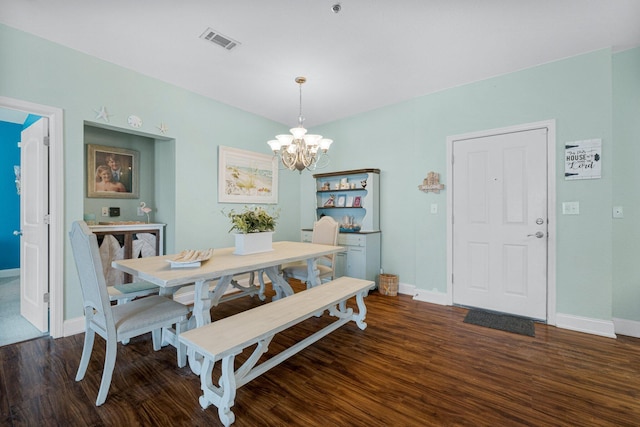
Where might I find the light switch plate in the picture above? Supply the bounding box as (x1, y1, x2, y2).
(430, 203, 438, 214)
(562, 201, 580, 215)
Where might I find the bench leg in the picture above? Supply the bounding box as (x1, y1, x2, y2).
(327, 290, 369, 330)
(199, 355, 237, 427)
(353, 290, 369, 330)
(264, 266, 294, 300)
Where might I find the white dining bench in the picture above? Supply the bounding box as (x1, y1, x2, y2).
(178, 276, 375, 427)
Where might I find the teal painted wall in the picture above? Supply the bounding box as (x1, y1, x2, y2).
(1, 22, 638, 325)
(309, 49, 617, 321)
(612, 47, 640, 321)
(0, 121, 21, 269)
(0, 24, 295, 320)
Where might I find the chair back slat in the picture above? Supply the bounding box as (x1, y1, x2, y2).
(69, 221, 114, 327)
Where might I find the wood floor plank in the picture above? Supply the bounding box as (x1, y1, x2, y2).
(2, 280, 640, 426)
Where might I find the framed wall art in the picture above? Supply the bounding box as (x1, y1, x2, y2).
(86, 144, 139, 198)
(218, 146, 278, 204)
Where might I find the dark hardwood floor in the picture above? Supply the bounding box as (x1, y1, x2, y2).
(2, 280, 640, 426)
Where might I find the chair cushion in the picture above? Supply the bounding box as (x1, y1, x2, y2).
(112, 281, 158, 294)
(94, 295, 189, 336)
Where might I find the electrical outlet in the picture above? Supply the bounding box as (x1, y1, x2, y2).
(137, 207, 144, 216)
(613, 206, 624, 218)
(101, 207, 108, 217)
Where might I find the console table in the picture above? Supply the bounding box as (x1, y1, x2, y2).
(89, 222, 165, 283)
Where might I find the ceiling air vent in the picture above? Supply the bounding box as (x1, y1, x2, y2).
(199, 27, 240, 51)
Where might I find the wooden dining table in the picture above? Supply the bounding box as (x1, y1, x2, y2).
(111, 241, 344, 328)
(112, 241, 344, 374)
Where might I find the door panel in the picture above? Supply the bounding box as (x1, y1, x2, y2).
(453, 128, 548, 320)
(20, 117, 49, 332)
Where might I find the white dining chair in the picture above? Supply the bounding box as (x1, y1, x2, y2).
(282, 216, 340, 288)
(69, 221, 190, 406)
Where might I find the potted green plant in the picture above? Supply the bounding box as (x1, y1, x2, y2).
(225, 206, 279, 255)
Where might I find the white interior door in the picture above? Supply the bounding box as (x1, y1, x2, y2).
(20, 117, 49, 332)
(452, 128, 548, 320)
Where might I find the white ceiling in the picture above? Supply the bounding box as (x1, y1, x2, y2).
(1, 0, 639, 128)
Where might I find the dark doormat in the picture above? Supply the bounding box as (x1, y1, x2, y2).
(463, 309, 535, 337)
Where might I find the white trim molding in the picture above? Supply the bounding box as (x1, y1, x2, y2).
(0, 96, 64, 339)
(555, 313, 616, 338)
(612, 318, 640, 338)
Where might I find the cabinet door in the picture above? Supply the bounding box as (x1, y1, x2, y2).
(346, 247, 366, 279)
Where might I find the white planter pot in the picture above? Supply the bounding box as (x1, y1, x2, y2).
(233, 231, 274, 255)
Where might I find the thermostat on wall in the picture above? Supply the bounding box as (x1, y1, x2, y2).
(109, 207, 120, 217)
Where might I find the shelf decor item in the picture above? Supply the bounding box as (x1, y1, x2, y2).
(225, 206, 278, 255)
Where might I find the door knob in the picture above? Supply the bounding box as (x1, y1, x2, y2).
(13, 230, 23, 236)
(527, 231, 544, 238)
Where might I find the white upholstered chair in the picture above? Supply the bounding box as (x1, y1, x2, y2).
(69, 221, 190, 406)
(282, 216, 340, 288)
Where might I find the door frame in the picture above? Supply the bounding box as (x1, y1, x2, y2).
(446, 120, 557, 325)
(0, 96, 64, 338)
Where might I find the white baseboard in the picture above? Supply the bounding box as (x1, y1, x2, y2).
(555, 313, 617, 338)
(63, 316, 85, 337)
(0, 268, 20, 278)
(409, 285, 448, 305)
(612, 317, 640, 338)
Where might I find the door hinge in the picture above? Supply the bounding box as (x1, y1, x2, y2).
(43, 293, 50, 304)
(44, 214, 51, 225)
(43, 136, 50, 146)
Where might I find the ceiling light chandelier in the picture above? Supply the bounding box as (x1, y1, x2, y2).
(267, 77, 333, 173)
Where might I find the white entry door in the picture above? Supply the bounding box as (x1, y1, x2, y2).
(20, 117, 49, 332)
(452, 127, 548, 320)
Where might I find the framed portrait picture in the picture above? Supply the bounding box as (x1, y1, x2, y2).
(336, 194, 346, 207)
(87, 144, 139, 198)
(353, 196, 362, 208)
(218, 146, 278, 204)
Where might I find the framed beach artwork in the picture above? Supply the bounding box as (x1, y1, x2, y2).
(218, 146, 278, 204)
(86, 144, 139, 198)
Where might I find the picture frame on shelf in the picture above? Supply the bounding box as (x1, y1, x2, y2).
(353, 196, 362, 208)
(336, 194, 346, 207)
(86, 144, 139, 198)
(346, 196, 354, 207)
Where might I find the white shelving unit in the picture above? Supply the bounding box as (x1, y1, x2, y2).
(303, 169, 381, 283)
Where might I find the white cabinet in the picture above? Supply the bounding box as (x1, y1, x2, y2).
(305, 168, 381, 283)
(301, 230, 381, 282)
